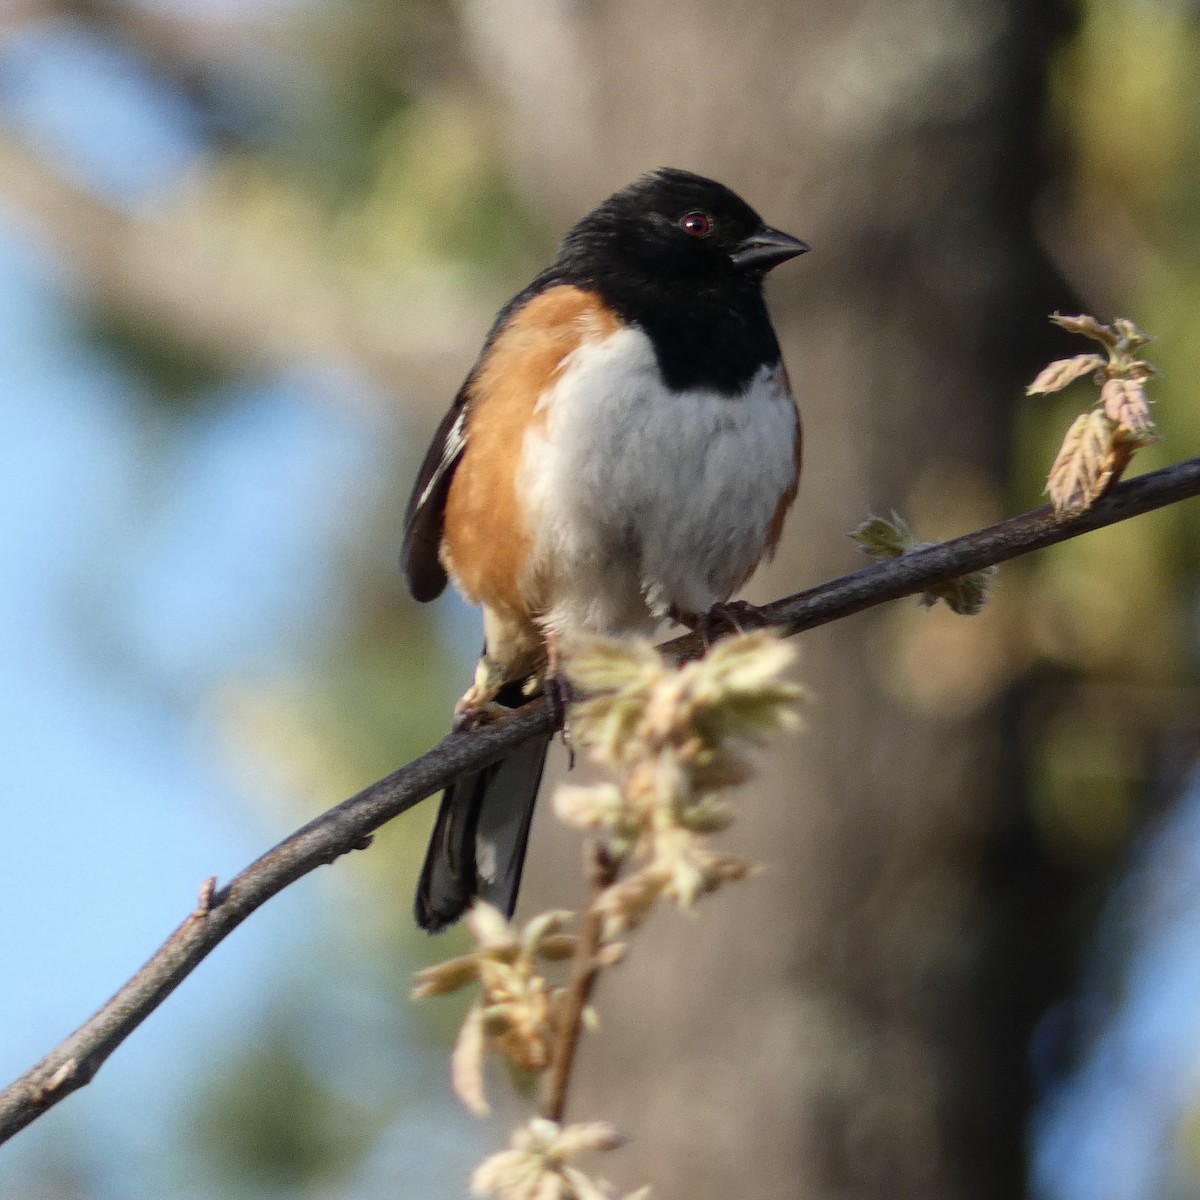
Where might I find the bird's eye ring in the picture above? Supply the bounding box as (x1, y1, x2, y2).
(680, 210, 713, 238)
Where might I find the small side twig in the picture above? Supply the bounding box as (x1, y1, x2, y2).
(542, 844, 623, 1123)
(193, 876, 218, 917)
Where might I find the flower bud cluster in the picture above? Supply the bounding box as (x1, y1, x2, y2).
(413, 905, 577, 1117)
(415, 632, 803, 1200)
(471, 1118, 648, 1200)
(1026, 314, 1160, 518)
(557, 632, 802, 938)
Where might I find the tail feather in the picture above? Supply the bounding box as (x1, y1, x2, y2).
(415, 689, 551, 932)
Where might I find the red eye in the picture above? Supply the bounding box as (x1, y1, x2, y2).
(680, 210, 712, 237)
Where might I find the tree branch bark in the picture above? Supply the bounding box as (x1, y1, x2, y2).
(2, 456, 1198, 1145)
(541, 843, 624, 1124)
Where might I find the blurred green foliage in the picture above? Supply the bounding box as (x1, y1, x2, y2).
(1012, 0, 1200, 875)
(189, 1021, 382, 1190)
(83, 306, 233, 410)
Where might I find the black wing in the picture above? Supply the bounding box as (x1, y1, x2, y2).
(400, 387, 469, 602)
(399, 273, 564, 604)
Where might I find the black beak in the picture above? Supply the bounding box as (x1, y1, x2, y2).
(731, 226, 810, 271)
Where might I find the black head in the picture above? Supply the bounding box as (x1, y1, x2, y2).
(544, 169, 808, 393)
(554, 168, 808, 296)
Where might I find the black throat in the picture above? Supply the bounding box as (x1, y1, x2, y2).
(535, 258, 782, 394)
(618, 283, 782, 394)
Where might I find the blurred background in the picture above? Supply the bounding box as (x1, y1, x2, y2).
(1, 0, 1199, 1197)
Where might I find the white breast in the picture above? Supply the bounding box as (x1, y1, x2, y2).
(519, 324, 798, 637)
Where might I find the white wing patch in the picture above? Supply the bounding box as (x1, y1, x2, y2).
(416, 408, 467, 513)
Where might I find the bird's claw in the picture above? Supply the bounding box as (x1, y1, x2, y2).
(542, 671, 575, 767)
(673, 600, 772, 646)
(452, 699, 510, 732)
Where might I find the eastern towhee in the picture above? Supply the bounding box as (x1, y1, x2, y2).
(402, 168, 808, 931)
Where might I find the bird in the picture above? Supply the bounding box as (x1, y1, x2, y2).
(401, 167, 808, 932)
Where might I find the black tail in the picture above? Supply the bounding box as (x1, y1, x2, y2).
(415, 688, 551, 932)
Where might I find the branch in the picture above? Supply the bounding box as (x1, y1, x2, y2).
(2, 456, 1198, 1143)
(541, 844, 624, 1123)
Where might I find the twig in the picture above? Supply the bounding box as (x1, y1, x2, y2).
(542, 844, 623, 1123)
(1, 456, 1198, 1144)
(752, 457, 1200, 643)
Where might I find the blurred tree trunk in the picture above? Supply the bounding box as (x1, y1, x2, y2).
(465, 2, 1075, 1197)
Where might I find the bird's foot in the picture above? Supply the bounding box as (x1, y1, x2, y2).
(452, 657, 509, 731)
(672, 600, 772, 646)
(541, 630, 577, 768)
(452, 699, 511, 732)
